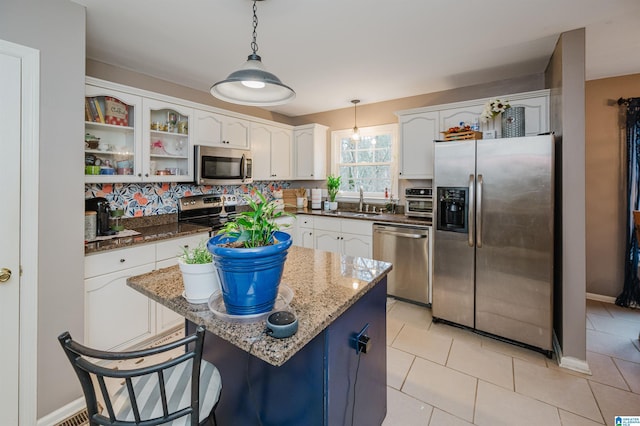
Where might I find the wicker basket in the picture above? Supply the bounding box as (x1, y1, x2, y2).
(441, 130, 483, 141)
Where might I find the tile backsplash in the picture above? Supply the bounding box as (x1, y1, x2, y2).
(85, 181, 290, 217)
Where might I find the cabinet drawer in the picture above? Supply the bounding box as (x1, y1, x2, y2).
(313, 216, 340, 232)
(298, 215, 314, 229)
(344, 219, 373, 236)
(156, 233, 209, 262)
(85, 244, 155, 278)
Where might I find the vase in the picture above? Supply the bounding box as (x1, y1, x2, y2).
(501, 107, 525, 138)
(329, 201, 338, 211)
(178, 259, 220, 303)
(207, 231, 292, 315)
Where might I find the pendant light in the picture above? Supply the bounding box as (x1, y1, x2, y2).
(351, 99, 360, 141)
(210, 0, 295, 106)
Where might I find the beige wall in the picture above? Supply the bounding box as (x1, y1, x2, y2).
(1, 0, 86, 418)
(586, 73, 640, 297)
(545, 28, 587, 362)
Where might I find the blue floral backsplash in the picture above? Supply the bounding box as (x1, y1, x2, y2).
(85, 181, 291, 217)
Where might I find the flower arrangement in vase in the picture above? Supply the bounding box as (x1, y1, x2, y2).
(480, 98, 511, 123)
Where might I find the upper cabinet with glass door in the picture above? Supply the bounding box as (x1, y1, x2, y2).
(142, 99, 194, 182)
(84, 85, 142, 183)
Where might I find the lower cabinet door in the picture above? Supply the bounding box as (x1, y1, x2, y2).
(314, 230, 341, 254)
(155, 258, 186, 333)
(342, 233, 372, 258)
(85, 263, 156, 351)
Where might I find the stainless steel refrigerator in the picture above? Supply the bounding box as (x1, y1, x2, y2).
(432, 135, 554, 353)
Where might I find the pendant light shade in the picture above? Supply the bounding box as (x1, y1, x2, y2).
(351, 99, 360, 141)
(210, 0, 295, 106)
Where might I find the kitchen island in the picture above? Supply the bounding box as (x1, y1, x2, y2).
(128, 245, 392, 426)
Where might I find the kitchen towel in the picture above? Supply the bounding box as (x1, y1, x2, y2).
(311, 188, 322, 210)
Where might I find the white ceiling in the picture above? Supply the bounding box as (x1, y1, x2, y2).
(72, 0, 640, 117)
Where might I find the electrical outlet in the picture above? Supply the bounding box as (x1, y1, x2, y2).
(352, 323, 371, 355)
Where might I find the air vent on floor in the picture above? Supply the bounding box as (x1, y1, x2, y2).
(54, 409, 89, 426)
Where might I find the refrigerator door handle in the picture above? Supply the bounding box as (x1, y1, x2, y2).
(468, 174, 475, 247)
(477, 174, 483, 248)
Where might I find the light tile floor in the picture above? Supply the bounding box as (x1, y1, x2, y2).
(383, 298, 640, 426)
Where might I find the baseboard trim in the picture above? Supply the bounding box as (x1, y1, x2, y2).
(37, 397, 85, 426)
(552, 331, 592, 375)
(586, 292, 616, 304)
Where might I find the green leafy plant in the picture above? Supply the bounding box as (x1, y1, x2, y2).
(179, 239, 212, 264)
(217, 190, 294, 248)
(327, 175, 341, 202)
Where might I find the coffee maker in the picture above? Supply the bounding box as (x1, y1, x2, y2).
(85, 197, 115, 236)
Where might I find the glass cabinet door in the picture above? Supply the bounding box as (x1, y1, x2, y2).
(84, 86, 142, 183)
(142, 99, 193, 182)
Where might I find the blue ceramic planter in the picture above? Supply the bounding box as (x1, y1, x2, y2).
(207, 231, 292, 315)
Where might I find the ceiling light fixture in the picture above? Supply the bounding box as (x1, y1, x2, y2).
(210, 0, 295, 106)
(351, 99, 360, 141)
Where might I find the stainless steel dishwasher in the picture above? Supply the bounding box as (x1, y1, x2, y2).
(373, 223, 431, 305)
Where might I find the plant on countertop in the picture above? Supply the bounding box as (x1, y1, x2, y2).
(327, 175, 341, 202)
(216, 190, 293, 248)
(480, 98, 511, 123)
(179, 240, 212, 264)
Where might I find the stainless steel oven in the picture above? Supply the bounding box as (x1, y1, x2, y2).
(195, 145, 252, 185)
(405, 187, 433, 219)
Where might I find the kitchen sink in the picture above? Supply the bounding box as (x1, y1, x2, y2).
(324, 211, 381, 218)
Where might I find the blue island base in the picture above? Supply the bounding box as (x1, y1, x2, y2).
(187, 277, 387, 426)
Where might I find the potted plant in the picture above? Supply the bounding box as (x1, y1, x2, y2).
(207, 191, 293, 315)
(177, 240, 220, 304)
(326, 174, 341, 211)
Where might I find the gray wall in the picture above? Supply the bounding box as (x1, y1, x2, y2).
(0, 0, 86, 418)
(545, 29, 587, 361)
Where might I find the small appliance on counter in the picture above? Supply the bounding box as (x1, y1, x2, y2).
(85, 197, 115, 236)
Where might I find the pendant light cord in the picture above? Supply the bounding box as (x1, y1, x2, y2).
(251, 0, 259, 55)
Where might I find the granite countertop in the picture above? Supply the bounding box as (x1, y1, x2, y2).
(292, 208, 432, 227)
(84, 214, 212, 255)
(127, 245, 392, 367)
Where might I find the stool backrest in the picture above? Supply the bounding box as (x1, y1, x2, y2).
(58, 327, 205, 426)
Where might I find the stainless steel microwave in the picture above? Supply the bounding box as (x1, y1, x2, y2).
(195, 145, 253, 185)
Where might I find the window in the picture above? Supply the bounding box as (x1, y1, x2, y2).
(331, 124, 398, 199)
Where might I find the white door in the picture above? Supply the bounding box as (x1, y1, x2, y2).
(0, 50, 22, 426)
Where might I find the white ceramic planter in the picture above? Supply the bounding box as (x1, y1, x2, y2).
(329, 201, 338, 211)
(178, 259, 220, 303)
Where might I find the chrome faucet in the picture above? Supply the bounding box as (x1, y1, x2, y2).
(359, 186, 364, 212)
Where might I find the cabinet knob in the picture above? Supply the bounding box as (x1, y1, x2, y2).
(145, 173, 149, 177)
(138, 173, 142, 177)
(120, 259, 126, 263)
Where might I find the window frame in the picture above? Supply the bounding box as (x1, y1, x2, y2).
(330, 123, 398, 201)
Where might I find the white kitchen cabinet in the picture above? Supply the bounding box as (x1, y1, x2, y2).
(155, 233, 210, 333)
(293, 124, 328, 180)
(438, 104, 485, 134)
(274, 215, 297, 244)
(84, 245, 157, 351)
(296, 216, 314, 248)
(85, 233, 210, 350)
(142, 98, 193, 182)
(509, 95, 549, 136)
(251, 123, 293, 180)
(84, 84, 142, 184)
(193, 109, 250, 149)
(397, 111, 439, 179)
(312, 216, 373, 258)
